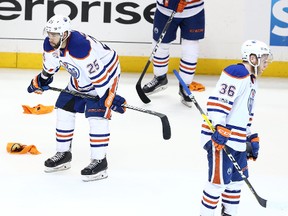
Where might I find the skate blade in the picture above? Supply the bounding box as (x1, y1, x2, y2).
(44, 162, 71, 173)
(82, 170, 108, 182)
(144, 85, 168, 95)
(180, 98, 193, 108)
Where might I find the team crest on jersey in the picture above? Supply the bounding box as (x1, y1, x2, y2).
(227, 167, 232, 175)
(60, 61, 80, 78)
(247, 89, 256, 113)
(154, 27, 159, 34)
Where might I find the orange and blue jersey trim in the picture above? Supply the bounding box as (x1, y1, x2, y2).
(207, 96, 233, 115)
(91, 51, 119, 88)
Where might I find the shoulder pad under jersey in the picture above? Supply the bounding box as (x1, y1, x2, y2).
(67, 31, 91, 59)
(43, 37, 54, 52)
(223, 64, 249, 78)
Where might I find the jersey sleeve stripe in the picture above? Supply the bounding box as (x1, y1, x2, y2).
(207, 108, 229, 115)
(207, 102, 231, 111)
(231, 131, 246, 137)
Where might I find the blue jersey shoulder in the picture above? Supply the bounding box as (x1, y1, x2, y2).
(43, 37, 54, 52)
(224, 64, 249, 78)
(67, 31, 91, 59)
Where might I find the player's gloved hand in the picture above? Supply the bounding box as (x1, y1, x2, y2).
(211, 125, 231, 151)
(164, 0, 187, 13)
(99, 90, 126, 114)
(246, 133, 259, 161)
(110, 95, 126, 114)
(27, 73, 53, 94)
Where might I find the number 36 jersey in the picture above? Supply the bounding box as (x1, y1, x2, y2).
(42, 30, 120, 98)
(201, 63, 258, 152)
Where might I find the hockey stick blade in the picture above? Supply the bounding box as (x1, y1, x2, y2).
(136, 83, 151, 103)
(124, 104, 171, 140)
(135, 61, 151, 104)
(135, 11, 176, 104)
(173, 69, 267, 207)
(48, 87, 171, 140)
(253, 187, 267, 207)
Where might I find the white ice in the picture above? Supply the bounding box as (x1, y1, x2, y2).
(0, 68, 287, 216)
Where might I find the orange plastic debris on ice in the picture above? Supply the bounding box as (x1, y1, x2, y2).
(7, 142, 41, 155)
(189, 81, 205, 92)
(22, 104, 54, 114)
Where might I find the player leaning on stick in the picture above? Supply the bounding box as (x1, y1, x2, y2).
(143, 0, 205, 107)
(27, 14, 126, 182)
(199, 40, 272, 215)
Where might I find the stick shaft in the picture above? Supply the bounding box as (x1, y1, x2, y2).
(136, 11, 176, 104)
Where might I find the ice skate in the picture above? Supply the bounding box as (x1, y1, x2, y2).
(221, 205, 232, 216)
(44, 151, 72, 173)
(81, 158, 108, 182)
(179, 84, 193, 108)
(142, 75, 168, 95)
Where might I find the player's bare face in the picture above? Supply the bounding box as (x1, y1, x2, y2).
(258, 54, 271, 75)
(47, 32, 61, 49)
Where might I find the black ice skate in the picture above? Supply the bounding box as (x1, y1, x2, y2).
(44, 151, 72, 173)
(142, 75, 168, 95)
(179, 84, 193, 108)
(81, 157, 108, 182)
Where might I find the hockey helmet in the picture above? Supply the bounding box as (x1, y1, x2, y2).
(241, 40, 272, 76)
(44, 14, 71, 36)
(241, 40, 272, 62)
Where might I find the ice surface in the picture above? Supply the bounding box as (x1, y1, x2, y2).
(0, 69, 287, 216)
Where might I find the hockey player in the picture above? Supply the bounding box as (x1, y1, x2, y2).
(27, 14, 126, 182)
(142, 0, 205, 107)
(199, 40, 272, 215)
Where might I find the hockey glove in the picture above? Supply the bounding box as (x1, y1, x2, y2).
(27, 73, 53, 94)
(99, 90, 126, 114)
(211, 125, 231, 151)
(111, 95, 126, 114)
(164, 0, 187, 13)
(246, 133, 259, 161)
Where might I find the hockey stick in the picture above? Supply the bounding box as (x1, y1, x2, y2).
(136, 11, 176, 104)
(173, 69, 267, 208)
(48, 86, 171, 140)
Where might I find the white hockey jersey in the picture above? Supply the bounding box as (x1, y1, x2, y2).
(200, 64, 257, 152)
(156, 0, 204, 18)
(42, 30, 120, 98)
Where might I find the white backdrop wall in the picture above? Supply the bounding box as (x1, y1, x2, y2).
(0, 0, 287, 61)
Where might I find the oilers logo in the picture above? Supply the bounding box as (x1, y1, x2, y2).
(154, 27, 159, 34)
(60, 61, 80, 78)
(227, 167, 232, 176)
(247, 89, 256, 114)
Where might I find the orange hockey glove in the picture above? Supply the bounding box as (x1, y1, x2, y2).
(211, 125, 232, 151)
(164, 0, 187, 13)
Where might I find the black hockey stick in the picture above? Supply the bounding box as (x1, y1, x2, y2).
(48, 86, 171, 140)
(136, 11, 176, 104)
(173, 69, 267, 208)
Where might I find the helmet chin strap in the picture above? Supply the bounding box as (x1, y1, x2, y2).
(253, 65, 258, 77)
(55, 32, 70, 50)
(247, 56, 260, 77)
